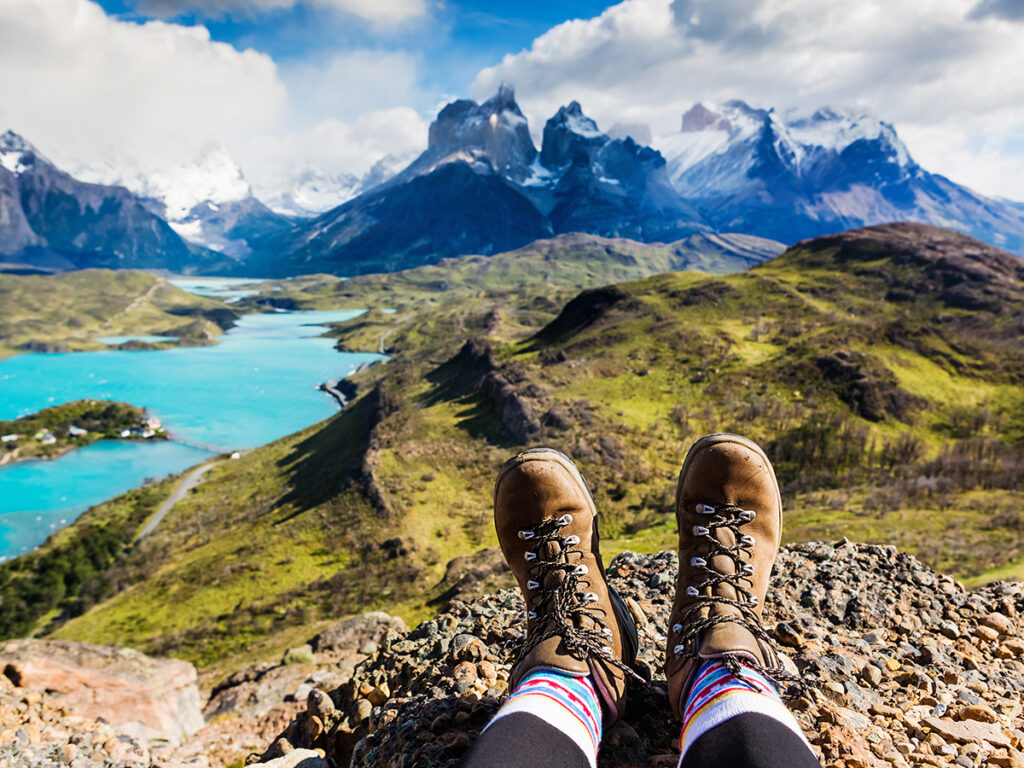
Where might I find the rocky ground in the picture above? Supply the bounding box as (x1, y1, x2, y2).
(255, 542, 1024, 768)
(0, 614, 405, 768)
(3, 542, 1022, 768)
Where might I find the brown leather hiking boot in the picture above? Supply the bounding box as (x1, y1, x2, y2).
(494, 448, 640, 724)
(664, 433, 795, 717)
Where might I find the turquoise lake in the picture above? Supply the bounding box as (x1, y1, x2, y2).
(0, 307, 383, 559)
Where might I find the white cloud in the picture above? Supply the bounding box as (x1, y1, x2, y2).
(0, 0, 286, 170)
(134, 0, 428, 27)
(281, 50, 424, 124)
(0, 0, 430, 205)
(471, 0, 1024, 200)
(241, 107, 428, 200)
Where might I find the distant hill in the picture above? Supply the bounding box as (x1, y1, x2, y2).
(0, 269, 237, 358)
(14, 222, 1024, 675)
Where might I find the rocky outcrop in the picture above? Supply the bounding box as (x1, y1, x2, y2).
(256, 543, 1024, 768)
(440, 338, 548, 443)
(0, 639, 203, 745)
(0, 672, 151, 768)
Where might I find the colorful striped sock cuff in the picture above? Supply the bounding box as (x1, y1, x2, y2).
(485, 669, 603, 768)
(679, 659, 811, 760)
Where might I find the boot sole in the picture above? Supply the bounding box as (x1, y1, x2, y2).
(494, 448, 639, 666)
(676, 433, 783, 533)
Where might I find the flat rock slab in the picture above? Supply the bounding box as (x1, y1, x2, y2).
(922, 716, 1012, 748)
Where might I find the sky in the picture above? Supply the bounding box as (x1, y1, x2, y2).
(1, 0, 1024, 204)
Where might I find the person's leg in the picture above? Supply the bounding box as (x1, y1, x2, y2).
(462, 670, 600, 768)
(677, 659, 817, 768)
(462, 448, 640, 768)
(664, 433, 821, 768)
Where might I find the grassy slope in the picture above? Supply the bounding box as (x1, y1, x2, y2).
(33, 224, 1024, 680)
(0, 269, 237, 359)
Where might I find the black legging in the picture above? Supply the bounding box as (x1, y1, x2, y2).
(461, 711, 821, 768)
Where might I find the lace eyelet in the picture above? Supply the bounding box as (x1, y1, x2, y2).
(524, 552, 537, 561)
(556, 514, 573, 526)
(527, 610, 537, 619)
(582, 592, 598, 603)
(740, 509, 756, 521)
(692, 525, 709, 536)
(742, 564, 755, 575)
(527, 580, 540, 590)
(673, 644, 685, 655)
(564, 535, 580, 546)
(686, 586, 699, 596)
(740, 534, 755, 547)
(518, 530, 535, 540)
(671, 623, 682, 633)
(749, 596, 759, 606)
(574, 564, 589, 576)
(690, 556, 707, 567)
(695, 503, 716, 515)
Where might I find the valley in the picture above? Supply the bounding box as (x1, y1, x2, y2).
(4, 222, 1021, 696)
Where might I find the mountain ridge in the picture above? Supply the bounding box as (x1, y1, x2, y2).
(0, 131, 231, 274)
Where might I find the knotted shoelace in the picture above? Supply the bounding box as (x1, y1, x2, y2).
(672, 502, 802, 698)
(512, 515, 644, 684)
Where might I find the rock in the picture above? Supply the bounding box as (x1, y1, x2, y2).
(981, 613, 1015, 636)
(923, 716, 1012, 748)
(249, 748, 325, 768)
(0, 638, 203, 745)
(282, 645, 316, 665)
(311, 612, 408, 658)
(861, 664, 883, 687)
(960, 704, 999, 723)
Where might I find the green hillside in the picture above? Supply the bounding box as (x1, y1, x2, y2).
(8, 223, 1024, 682)
(0, 269, 239, 359)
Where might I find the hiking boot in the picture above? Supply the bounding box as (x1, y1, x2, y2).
(494, 448, 640, 724)
(664, 433, 794, 717)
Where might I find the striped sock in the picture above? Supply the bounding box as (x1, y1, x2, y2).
(485, 669, 602, 768)
(678, 659, 811, 763)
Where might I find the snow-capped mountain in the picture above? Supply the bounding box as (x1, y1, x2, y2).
(247, 87, 709, 276)
(265, 152, 414, 217)
(0, 130, 228, 272)
(68, 145, 291, 259)
(654, 101, 1024, 251)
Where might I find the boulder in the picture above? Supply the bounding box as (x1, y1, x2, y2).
(0, 639, 203, 745)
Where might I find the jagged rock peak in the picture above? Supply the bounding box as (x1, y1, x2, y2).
(541, 100, 607, 169)
(413, 84, 537, 183)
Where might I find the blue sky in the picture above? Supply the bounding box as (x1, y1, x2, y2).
(92, 0, 619, 98)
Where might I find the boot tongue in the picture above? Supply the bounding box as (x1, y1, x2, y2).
(699, 622, 767, 666)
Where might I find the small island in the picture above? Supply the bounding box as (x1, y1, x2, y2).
(0, 400, 166, 466)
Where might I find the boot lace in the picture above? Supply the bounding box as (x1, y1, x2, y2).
(513, 515, 643, 683)
(672, 502, 802, 697)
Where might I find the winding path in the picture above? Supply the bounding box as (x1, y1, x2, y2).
(138, 460, 215, 539)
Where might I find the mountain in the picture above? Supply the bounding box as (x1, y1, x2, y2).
(253, 87, 709, 276)
(532, 101, 704, 241)
(656, 101, 1024, 251)
(0, 131, 229, 273)
(264, 153, 414, 218)
(66, 145, 292, 260)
